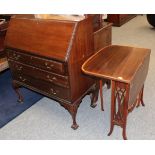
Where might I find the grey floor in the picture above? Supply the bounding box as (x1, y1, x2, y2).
(0, 15, 155, 140)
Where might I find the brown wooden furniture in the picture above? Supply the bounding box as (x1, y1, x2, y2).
(85, 14, 102, 32)
(0, 57, 8, 72)
(0, 19, 9, 58)
(94, 22, 112, 52)
(0, 19, 9, 71)
(5, 14, 110, 129)
(0, 15, 12, 21)
(106, 14, 136, 26)
(82, 45, 151, 139)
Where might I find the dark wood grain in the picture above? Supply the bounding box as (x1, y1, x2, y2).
(6, 14, 109, 129)
(94, 22, 112, 52)
(82, 45, 151, 139)
(82, 45, 151, 83)
(5, 15, 78, 62)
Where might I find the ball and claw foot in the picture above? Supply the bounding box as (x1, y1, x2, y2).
(90, 102, 97, 108)
(17, 98, 24, 104)
(90, 94, 98, 108)
(71, 124, 79, 130)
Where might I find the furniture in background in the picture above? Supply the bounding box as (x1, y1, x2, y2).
(5, 14, 111, 129)
(82, 45, 151, 139)
(106, 14, 136, 27)
(0, 19, 9, 57)
(0, 57, 8, 72)
(147, 14, 155, 27)
(0, 18, 9, 72)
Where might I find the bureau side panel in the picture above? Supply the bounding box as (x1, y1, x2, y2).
(67, 17, 95, 103)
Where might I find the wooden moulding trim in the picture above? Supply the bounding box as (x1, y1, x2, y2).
(65, 22, 78, 62)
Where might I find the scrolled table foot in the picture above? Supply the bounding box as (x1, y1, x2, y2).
(122, 128, 127, 140)
(108, 124, 114, 136)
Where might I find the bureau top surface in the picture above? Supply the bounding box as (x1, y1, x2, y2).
(12, 14, 85, 21)
(82, 45, 151, 83)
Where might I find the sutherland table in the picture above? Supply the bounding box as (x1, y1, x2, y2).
(82, 45, 151, 140)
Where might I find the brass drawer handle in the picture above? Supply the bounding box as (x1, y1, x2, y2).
(19, 76, 26, 82)
(17, 66, 23, 71)
(13, 53, 16, 57)
(13, 53, 21, 60)
(52, 77, 57, 80)
(50, 88, 57, 95)
(47, 75, 57, 82)
(45, 62, 54, 69)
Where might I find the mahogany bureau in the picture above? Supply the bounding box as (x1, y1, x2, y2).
(82, 45, 151, 139)
(0, 19, 9, 58)
(5, 15, 110, 129)
(0, 19, 9, 72)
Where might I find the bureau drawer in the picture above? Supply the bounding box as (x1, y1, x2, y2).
(7, 49, 65, 75)
(9, 60, 69, 88)
(12, 72, 71, 101)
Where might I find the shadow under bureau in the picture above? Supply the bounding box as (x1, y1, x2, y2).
(5, 15, 110, 129)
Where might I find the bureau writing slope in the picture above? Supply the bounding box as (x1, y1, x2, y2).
(5, 15, 99, 129)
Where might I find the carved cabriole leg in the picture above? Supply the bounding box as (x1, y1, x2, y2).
(90, 79, 109, 109)
(108, 81, 129, 140)
(60, 100, 81, 130)
(70, 103, 80, 130)
(12, 80, 24, 103)
(90, 80, 99, 108)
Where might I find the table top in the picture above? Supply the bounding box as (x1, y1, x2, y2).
(82, 45, 151, 83)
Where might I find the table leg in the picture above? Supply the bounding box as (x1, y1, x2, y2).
(136, 85, 145, 107)
(108, 81, 129, 140)
(99, 80, 104, 111)
(90, 80, 99, 108)
(140, 85, 145, 106)
(108, 81, 116, 136)
(12, 80, 24, 103)
(106, 80, 111, 89)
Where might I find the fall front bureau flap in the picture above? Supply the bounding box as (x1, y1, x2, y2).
(5, 15, 83, 62)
